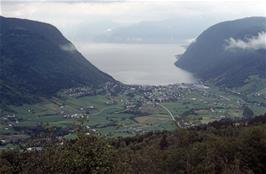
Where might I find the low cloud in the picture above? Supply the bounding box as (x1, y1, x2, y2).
(225, 32, 266, 50)
(60, 43, 76, 53)
(181, 38, 197, 48)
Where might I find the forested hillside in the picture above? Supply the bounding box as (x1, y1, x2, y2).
(0, 16, 114, 105)
(175, 17, 266, 87)
(1, 114, 266, 174)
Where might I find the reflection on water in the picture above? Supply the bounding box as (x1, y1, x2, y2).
(76, 43, 196, 85)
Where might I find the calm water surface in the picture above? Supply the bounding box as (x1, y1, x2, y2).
(76, 43, 195, 85)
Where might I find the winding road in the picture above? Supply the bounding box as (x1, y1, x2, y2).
(157, 103, 182, 128)
(157, 103, 175, 121)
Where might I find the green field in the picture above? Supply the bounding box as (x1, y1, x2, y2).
(1, 83, 266, 140)
(1, 95, 177, 138)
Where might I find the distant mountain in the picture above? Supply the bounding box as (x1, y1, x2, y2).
(0, 16, 115, 105)
(93, 17, 215, 44)
(175, 17, 266, 87)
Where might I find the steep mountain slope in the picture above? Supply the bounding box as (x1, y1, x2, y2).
(175, 17, 266, 87)
(0, 16, 115, 105)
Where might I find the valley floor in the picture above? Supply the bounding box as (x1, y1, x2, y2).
(1, 79, 266, 149)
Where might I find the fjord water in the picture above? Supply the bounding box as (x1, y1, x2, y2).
(77, 43, 196, 85)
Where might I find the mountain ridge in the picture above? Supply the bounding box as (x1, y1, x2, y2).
(0, 16, 115, 105)
(175, 17, 266, 87)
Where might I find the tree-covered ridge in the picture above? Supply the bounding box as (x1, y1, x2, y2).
(0, 16, 114, 106)
(1, 114, 266, 174)
(175, 17, 266, 87)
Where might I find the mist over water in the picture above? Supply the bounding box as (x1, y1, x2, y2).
(77, 43, 196, 85)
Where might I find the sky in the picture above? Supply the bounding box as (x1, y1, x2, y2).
(1, 0, 266, 44)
